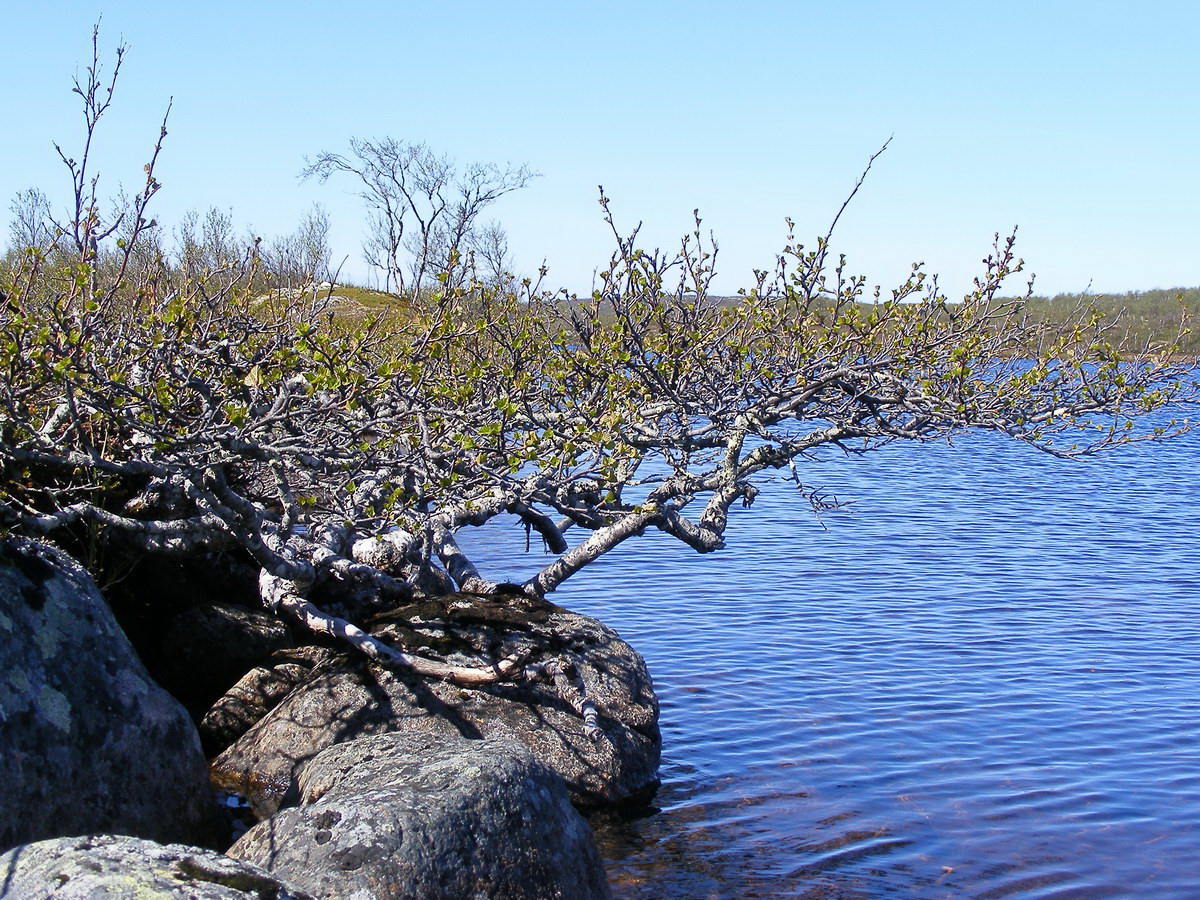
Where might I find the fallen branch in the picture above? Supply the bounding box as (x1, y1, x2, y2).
(527, 656, 603, 741)
(259, 570, 528, 685)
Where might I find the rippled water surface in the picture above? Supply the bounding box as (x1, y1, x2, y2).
(465, 427, 1200, 898)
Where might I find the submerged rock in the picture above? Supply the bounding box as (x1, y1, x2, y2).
(0, 537, 222, 852)
(229, 733, 611, 900)
(210, 592, 660, 816)
(0, 834, 315, 899)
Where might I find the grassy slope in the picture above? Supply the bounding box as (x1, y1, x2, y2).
(323, 282, 1199, 355)
(1023, 287, 1199, 355)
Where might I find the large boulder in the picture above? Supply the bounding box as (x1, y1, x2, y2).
(198, 646, 336, 756)
(0, 537, 222, 852)
(210, 592, 660, 816)
(228, 733, 610, 900)
(0, 834, 316, 899)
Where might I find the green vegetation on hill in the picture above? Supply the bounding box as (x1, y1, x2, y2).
(1022, 288, 1198, 355)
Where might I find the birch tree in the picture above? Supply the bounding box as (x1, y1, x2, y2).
(2, 37, 1195, 727)
(302, 139, 534, 298)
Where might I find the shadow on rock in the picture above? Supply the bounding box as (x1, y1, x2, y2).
(208, 592, 661, 818)
(0, 537, 223, 852)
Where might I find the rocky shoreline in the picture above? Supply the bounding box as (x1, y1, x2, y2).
(0, 536, 660, 898)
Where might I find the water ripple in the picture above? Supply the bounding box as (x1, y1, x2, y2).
(461, 424, 1200, 897)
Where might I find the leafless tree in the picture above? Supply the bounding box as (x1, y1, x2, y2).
(303, 138, 535, 297)
(263, 203, 332, 287)
(462, 219, 516, 287)
(7, 189, 57, 253)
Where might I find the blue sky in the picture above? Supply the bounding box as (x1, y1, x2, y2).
(3, 1, 1198, 297)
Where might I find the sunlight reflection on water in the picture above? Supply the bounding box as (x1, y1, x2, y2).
(460, 425, 1200, 898)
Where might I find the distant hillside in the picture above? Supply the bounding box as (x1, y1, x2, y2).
(1021, 288, 1198, 355)
(312, 283, 1197, 355)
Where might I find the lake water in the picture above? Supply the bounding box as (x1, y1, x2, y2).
(464, 424, 1200, 898)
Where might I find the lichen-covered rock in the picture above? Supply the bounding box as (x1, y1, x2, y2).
(229, 733, 610, 900)
(211, 593, 660, 817)
(0, 537, 222, 852)
(0, 834, 315, 899)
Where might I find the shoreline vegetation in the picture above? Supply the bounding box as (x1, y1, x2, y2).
(3, 21, 1196, 773)
(299, 282, 1200, 357)
(1023, 287, 1200, 357)
(2, 25, 1199, 899)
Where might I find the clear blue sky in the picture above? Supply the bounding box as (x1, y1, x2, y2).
(3, 1, 1198, 298)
